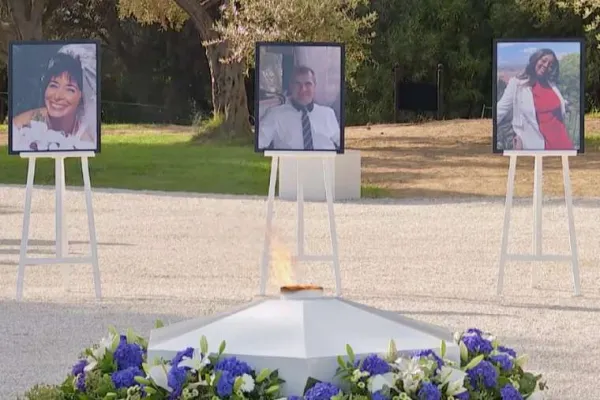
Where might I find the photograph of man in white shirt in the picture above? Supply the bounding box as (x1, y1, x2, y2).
(257, 65, 341, 152)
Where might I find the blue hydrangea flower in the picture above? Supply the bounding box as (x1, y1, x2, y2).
(71, 359, 87, 376)
(167, 366, 188, 398)
(455, 391, 469, 400)
(304, 382, 341, 400)
(466, 328, 483, 336)
(498, 345, 517, 358)
(500, 384, 524, 400)
(355, 354, 391, 375)
(372, 391, 388, 400)
(491, 354, 513, 371)
(216, 370, 236, 397)
(462, 334, 493, 355)
(413, 349, 444, 371)
(215, 356, 252, 377)
(113, 339, 144, 370)
(75, 373, 86, 392)
(417, 382, 441, 400)
(467, 360, 498, 390)
(111, 366, 144, 389)
(171, 347, 194, 368)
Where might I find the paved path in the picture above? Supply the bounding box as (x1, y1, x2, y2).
(1, 185, 599, 399)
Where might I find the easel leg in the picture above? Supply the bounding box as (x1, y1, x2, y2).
(323, 158, 341, 296)
(260, 156, 279, 295)
(532, 155, 543, 287)
(81, 157, 102, 299)
(497, 155, 517, 296)
(16, 158, 36, 301)
(55, 157, 68, 257)
(561, 156, 581, 296)
(295, 159, 304, 284)
(55, 157, 71, 293)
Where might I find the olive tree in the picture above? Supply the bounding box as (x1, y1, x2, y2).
(118, 0, 375, 138)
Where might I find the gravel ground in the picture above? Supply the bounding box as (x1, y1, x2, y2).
(1, 184, 599, 399)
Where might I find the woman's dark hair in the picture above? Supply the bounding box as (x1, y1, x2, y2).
(518, 48, 560, 85)
(41, 52, 83, 94)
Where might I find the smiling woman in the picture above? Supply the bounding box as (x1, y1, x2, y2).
(8, 40, 100, 154)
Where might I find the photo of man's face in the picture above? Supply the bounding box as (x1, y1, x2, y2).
(290, 71, 315, 106)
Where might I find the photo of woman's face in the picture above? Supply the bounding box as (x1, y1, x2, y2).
(535, 54, 555, 77)
(44, 71, 82, 119)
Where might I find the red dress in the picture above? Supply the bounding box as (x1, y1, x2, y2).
(531, 82, 573, 150)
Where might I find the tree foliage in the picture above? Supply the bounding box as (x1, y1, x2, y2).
(212, 0, 376, 86)
(117, 0, 188, 29)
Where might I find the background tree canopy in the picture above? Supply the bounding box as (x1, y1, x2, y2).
(0, 0, 599, 129)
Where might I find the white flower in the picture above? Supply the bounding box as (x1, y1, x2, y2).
(439, 365, 468, 396)
(240, 373, 255, 392)
(83, 333, 118, 372)
(368, 372, 396, 393)
(395, 358, 425, 394)
(148, 364, 173, 392)
(527, 390, 546, 400)
(453, 331, 462, 344)
(439, 366, 466, 385)
(177, 349, 211, 372)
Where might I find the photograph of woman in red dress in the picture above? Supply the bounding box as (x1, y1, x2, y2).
(494, 40, 583, 153)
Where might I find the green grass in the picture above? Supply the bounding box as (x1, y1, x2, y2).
(0, 132, 382, 198)
(0, 133, 273, 195)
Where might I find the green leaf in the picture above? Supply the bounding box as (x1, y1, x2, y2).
(265, 384, 280, 394)
(464, 354, 484, 371)
(134, 376, 151, 385)
(345, 344, 355, 363)
(144, 386, 157, 395)
(111, 334, 120, 351)
(107, 325, 119, 337)
(337, 355, 346, 369)
(459, 341, 469, 363)
(218, 340, 226, 355)
(441, 340, 447, 359)
(234, 376, 244, 392)
(126, 328, 136, 344)
(154, 319, 165, 329)
(515, 354, 529, 368)
(104, 393, 117, 399)
(303, 377, 321, 394)
(386, 339, 397, 362)
(256, 368, 271, 383)
(200, 335, 209, 355)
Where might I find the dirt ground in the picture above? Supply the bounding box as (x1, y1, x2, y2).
(346, 118, 600, 198)
(2, 119, 600, 199)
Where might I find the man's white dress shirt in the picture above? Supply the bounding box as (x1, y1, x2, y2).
(258, 102, 340, 151)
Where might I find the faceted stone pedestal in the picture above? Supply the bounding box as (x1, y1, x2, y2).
(147, 289, 460, 396)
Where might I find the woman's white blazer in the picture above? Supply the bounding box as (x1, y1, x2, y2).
(496, 77, 567, 150)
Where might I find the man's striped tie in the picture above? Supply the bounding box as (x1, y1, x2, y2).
(301, 108, 313, 150)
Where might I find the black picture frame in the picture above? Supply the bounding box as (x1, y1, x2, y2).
(254, 41, 345, 154)
(8, 39, 102, 155)
(492, 37, 585, 154)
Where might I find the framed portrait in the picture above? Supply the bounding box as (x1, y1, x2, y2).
(254, 41, 345, 154)
(492, 38, 585, 153)
(8, 39, 101, 154)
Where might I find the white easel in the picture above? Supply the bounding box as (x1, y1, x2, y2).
(16, 151, 102, 301)
(259, 151, 342, 296)
(497, 150, 581, 296)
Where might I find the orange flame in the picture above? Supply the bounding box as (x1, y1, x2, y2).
(270, 236, 296, 287)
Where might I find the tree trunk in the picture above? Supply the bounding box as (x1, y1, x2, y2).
(205, 41, 251, 137)
(174, 0, 251, 139)
(0, 0, 46, 63)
